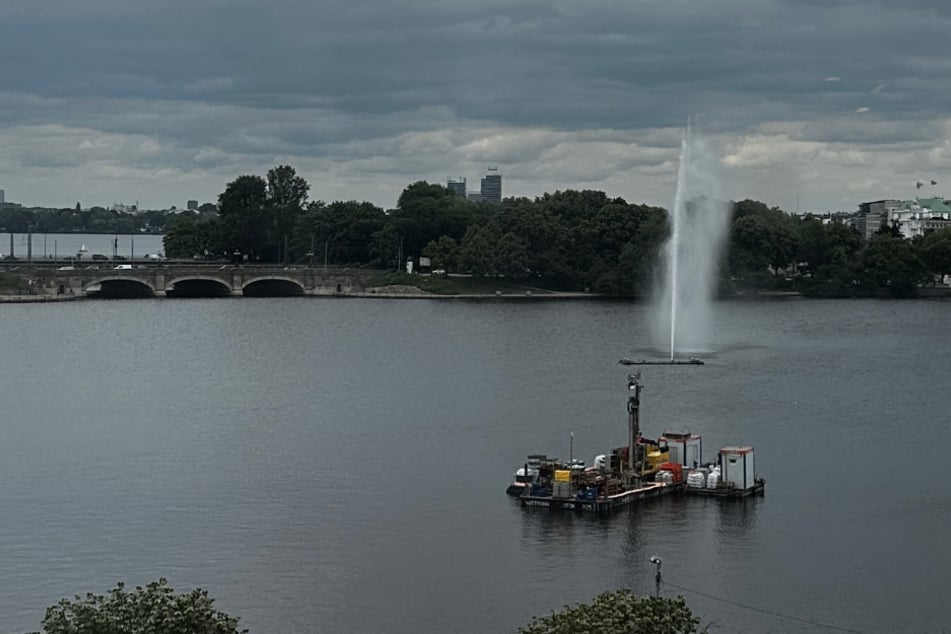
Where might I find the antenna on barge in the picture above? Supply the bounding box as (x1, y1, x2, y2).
(627, 372, 641, 471)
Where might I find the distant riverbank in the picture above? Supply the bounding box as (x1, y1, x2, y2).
(0, 286, 598, 302)
(355, 285, 597, 300)
(0, 294, 83, 303)
(5, 286, 951, 301)
(3, 268, 951, 302)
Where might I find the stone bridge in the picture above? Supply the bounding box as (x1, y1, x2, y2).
(37, 265, 378, 298)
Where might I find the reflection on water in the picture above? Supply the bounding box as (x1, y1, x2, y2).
(715, 497, 761, 532)
(628, 341, 769, 359)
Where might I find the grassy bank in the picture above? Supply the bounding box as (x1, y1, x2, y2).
(365, 273, 568, 295)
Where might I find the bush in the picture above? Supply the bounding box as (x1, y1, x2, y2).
(34, 578, 246, 634)
(519, 590, 704, 634)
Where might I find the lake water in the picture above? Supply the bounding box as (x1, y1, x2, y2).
(1, 232, 165, 260)
(1, 297, 948, 633)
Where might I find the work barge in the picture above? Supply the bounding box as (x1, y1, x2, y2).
(509, 372, 765, 514)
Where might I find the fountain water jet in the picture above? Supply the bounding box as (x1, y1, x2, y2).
(652, 126, 732, 360)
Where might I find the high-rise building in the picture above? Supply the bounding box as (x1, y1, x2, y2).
(480, 167, 502, 203)
(187, 199, 199, 211)
(0, 189, 5, 204)
(447, 178, 466, 197)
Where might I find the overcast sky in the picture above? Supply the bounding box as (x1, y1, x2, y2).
(2, 0, 950, 212)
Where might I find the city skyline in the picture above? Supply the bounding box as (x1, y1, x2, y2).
(1, 1, 950, 213)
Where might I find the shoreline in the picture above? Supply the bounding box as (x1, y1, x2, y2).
(0, 294, 84, 303)
(0, 288, 600, 302)
(4, 288, 951, 302)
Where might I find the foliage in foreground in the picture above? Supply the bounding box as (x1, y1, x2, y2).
(34, 578, 246, 634)
(518, 590, 705, 634)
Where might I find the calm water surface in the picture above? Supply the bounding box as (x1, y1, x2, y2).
(1, 232, 164, 260)
(1, 298, 949, 633)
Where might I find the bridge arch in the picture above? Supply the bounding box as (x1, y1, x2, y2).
(165, 275, 233, 298)
(85, 276, 156, 298)
(242, 276, 305, 297)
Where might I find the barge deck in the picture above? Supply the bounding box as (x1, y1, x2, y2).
(685, 478, 766, 498)
(521, 482, 684, 513)
(618, 358, 704, 366)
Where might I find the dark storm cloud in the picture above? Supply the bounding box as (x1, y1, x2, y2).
(6, 0, 950, 135)
(2, 0, 951, 209)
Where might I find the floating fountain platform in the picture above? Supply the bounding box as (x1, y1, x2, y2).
(618, 358, 704, 366)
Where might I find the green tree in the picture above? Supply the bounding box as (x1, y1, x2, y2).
(422, 235, 460, 271)
(266, 165, 309, 263)
(860, 233, 928, 297)
(625, 206, 669, 293)
(34, 579, 246, 634)
(572, 202, 667, 295)
(919, 227, 951, 281)
(369, 223, 402, 268)
(0, 207, 32, 232)
(519, 590, 704, 634)
(392, 181, 482, 257)
(494, 231, 530, 277)
(535, 189, 618, 224)
(218, 174, 269, 261)
(805, 245, 863, 297)
(495, 199, 571, 283)
(459, 222, 501, 276)
(294, 200, 386, 265)
(728, 200, 799, 282)
(796, 218, 862, 278)
(163, 215, 224, 259)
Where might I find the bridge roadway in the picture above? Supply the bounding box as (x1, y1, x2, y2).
(31, 264, 379, 297)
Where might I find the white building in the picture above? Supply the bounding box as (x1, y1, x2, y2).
(889, 197, 951, 239)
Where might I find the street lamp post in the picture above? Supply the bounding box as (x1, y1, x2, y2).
(650, 556, 662, 597)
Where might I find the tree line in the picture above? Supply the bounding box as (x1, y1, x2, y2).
(0, 204, 181, 235)
(162, 167, 669, 295)
(728, 199, 951, 298)
(151, 164, 951, 298)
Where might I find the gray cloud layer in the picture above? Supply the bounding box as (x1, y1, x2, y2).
(2, 0, 950, 211)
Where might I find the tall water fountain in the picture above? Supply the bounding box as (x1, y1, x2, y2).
(653, 126, 732, 359)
